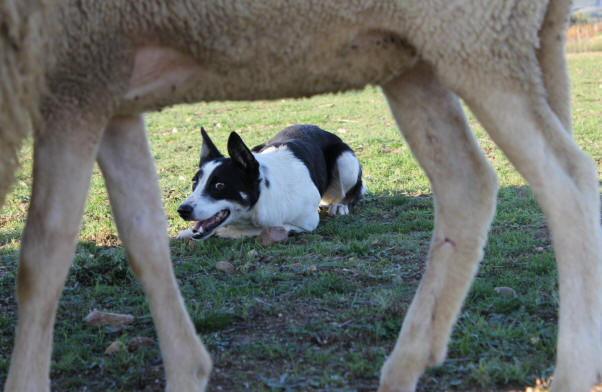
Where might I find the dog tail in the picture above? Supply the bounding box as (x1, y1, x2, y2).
(343, 167, 365, 208)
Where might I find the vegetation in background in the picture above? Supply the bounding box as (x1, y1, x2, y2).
(566, 20, 602, 52)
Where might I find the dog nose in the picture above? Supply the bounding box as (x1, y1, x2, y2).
(177, 203, 193, 220)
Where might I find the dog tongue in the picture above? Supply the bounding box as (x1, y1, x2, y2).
(193, 215, 219, 233)
(200, 214, 220, 229)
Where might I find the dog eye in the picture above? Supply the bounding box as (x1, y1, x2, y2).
(192, 180, 198, 191)
(215, 182, 225, 190)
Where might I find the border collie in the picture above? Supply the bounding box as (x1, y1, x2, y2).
(176, 124, 365, 240)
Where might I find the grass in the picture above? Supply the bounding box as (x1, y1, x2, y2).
(0, 53, 600, 391)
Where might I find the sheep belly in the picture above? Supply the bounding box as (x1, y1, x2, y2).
(124, 45, 202, 108)
(120, 30, 418, 113)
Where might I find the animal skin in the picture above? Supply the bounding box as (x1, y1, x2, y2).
(1, 1, 601, 392)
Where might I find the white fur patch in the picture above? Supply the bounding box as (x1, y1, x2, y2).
(183, 161, 239, 223)
(192, 161, 221, 199)
(176, 228, 194, 240)
(250, 149, 321, 232)
(328, 203, 349, 216)
(336, 151, 361, 195)
(260, 145, 287, 154)
(321, 150, 361, 206)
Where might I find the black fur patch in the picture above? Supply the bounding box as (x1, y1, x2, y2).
(201, 160, 260, 208)
(191, 169, 203, 191)
(253, 124, 353, 196)
(200, 127, 224, 166)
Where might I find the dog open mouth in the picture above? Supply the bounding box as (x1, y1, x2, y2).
(191, 209, 230, 240)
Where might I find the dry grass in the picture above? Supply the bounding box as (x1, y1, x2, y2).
(566, 22, 602, 52)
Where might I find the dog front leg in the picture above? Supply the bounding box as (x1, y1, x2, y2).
(5, 116, 105, 392)
(378, 62, 499, 392)
(97, 114, 212, 391)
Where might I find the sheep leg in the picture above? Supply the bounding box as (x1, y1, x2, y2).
(4, 116, 104, 392)
(464, 84, 602, 392)
(378, 63, 498, 392)
(96, 114, 212, 391)
(537, 0, 572, 134)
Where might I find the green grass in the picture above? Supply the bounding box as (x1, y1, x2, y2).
(1, 53, 600, 391)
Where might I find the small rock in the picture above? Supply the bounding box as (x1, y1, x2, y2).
(257, 226, 288, 246)
(307, 265, 318, 272)
(104, 341, 123, 355)
(216, 261, 234, 274)
(247, 249, 258, 258)
(85, 310, 134, 331)
(494, 286, 518, 298)
(127, 337, 155, 352)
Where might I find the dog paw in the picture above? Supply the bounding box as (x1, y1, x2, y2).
(328, 203, 349, 216)
(176, 229, 194, 241)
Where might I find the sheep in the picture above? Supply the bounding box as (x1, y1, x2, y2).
(2, 1, 600, 391)
(0, 0, 50, 207)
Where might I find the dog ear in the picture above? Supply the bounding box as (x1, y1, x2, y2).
(200, 127, 223, 166)
(227, 132, 258, 174)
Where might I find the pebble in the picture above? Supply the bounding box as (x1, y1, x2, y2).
(216, 261, 235, 274)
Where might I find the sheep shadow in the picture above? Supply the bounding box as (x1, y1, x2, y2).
(0, 186, 553, 391)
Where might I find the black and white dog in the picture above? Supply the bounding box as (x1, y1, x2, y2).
(176, 124, 365, 240)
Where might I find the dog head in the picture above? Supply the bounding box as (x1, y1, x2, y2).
(177, 128, 260, 240)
